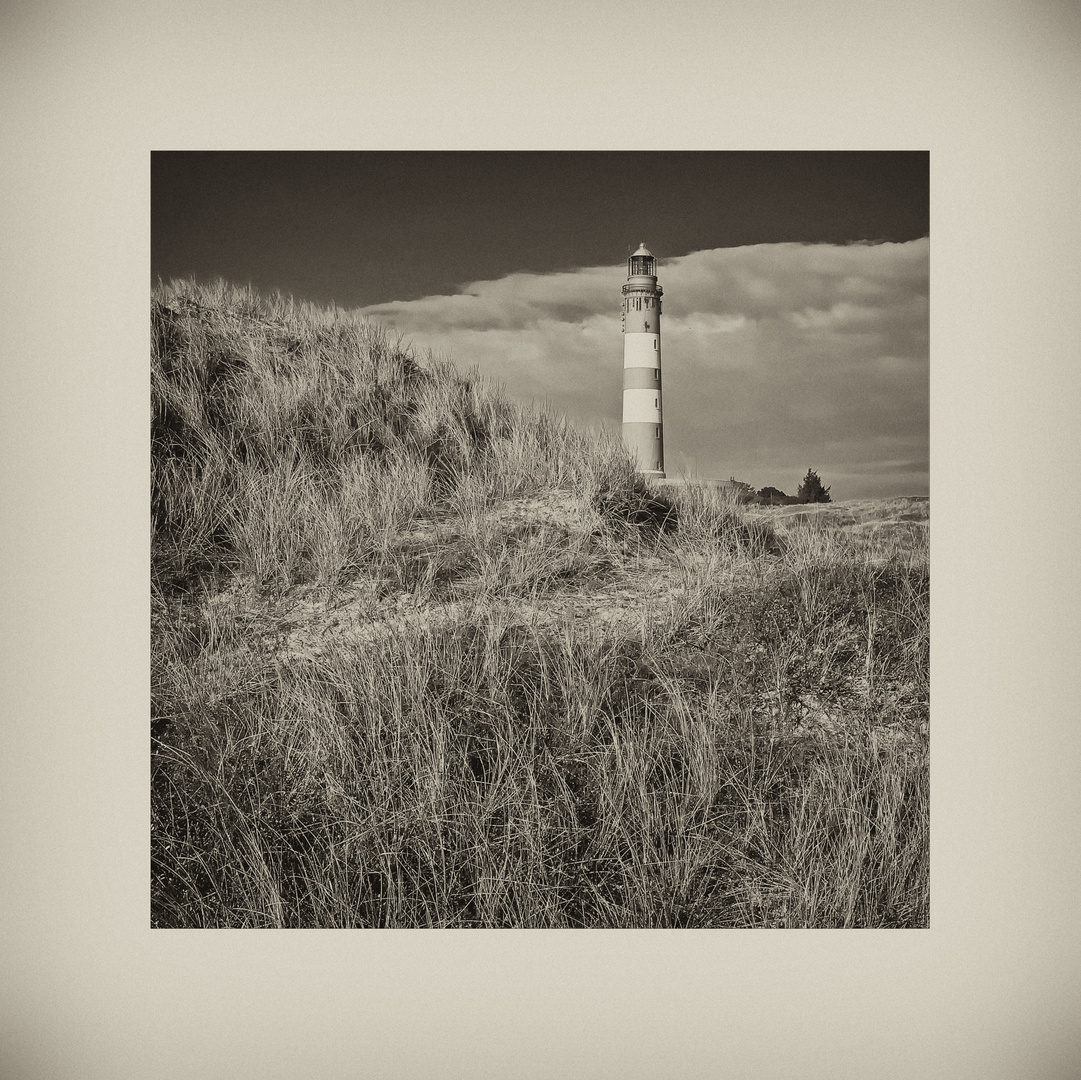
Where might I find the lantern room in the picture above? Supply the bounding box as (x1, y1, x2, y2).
(628, 243, 656, 279)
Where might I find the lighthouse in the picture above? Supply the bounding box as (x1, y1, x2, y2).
(621, 243, 665, 477)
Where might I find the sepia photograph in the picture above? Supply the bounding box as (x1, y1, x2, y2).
(5, 1, 1080, 1077)
(152, 151, 929, 928)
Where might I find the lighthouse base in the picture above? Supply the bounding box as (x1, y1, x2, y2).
(622, 421, 665, 477)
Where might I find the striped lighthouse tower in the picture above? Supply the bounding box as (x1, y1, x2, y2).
(621, 243, 665, 477)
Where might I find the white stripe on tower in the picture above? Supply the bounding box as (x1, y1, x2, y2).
(621, 243, 665, 477)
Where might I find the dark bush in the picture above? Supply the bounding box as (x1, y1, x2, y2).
(797, 469, 831, 504)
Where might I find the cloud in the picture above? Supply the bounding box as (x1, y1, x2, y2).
(360, 239, 929, 499)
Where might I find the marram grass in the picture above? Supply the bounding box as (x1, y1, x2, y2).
(152, 279, 929, 928)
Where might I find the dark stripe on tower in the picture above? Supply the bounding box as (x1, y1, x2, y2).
(623, 367, 662, 390)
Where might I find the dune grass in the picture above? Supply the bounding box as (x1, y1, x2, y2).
(152, 279, 929, 928)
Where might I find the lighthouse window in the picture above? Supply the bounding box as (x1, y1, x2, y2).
(656, 427, 661, 438)
(654, 398, 658, 408)
(653, 339, 657, 350)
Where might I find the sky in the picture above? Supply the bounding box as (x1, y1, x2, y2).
(152, 151, 929, 498)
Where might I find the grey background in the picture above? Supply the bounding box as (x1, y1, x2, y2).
(2, 1, 1080, 1077)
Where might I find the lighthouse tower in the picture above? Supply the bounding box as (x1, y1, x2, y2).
(621, 243, 665, 477)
